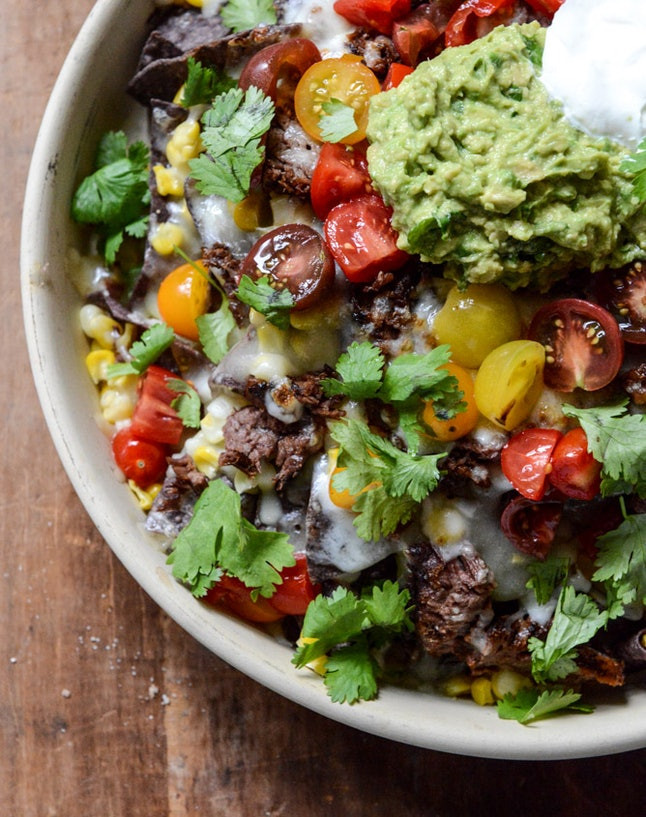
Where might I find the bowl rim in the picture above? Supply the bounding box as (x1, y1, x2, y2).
(20, 0, 646, 760)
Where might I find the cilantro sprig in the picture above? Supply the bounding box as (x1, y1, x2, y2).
(106, 323, 174, 378)
(620, 135, 646, 201)
(236, 274, 295, 328)
(168, 379, 202, 429)
(319, 99, 357, 143)
(497, 687, 593, 724)
(292, 582, 414, 703)
(167, 478, 294, 598)
(221, 0, 277, 33)
(180, 57, 237, 107)
(563, 401, 646, 497)
(188, 86, 275, 203)
(72, 131, 150, 265)
(526, 556, 570, 606)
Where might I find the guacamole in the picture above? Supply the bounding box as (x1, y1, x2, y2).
(366, 22, 646, 290)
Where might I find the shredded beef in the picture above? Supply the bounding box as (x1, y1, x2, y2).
(145, 454, 208, 539)
(439, 434, 506, 495)
(347, 29, 398, 79)
(351, 265, 420, 341)
(407, 543, 494, 658)
(202, 243, 248, 325)
(465, 614, 547, 674)
(263, 112, 320, 199)
(622, 363, 646, 405)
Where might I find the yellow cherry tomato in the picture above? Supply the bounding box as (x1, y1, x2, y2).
(474, 340, 545, 431)
(157, 261, 210, 342)
(423, 362, 480, 441)
(294, 56, 381, 144)
(432, 284, 522, 369)
(327, 447, 380, 510)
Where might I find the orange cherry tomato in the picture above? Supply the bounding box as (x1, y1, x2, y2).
(294, 56, 381, 144)
(157, 261, 210, 342)
(422, 362, 480, 441)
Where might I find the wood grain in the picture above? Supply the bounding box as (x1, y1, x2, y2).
(2, 2, 646, 815)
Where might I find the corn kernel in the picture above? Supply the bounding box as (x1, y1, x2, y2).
(233, 190, 273, 231)
(99, 382, 136, 424)
(442, 674, 472, 698)
(166, 120, 202, 171)
(79, 304, 123, 350)
(153, 164, 185, 197)
(491, 669, 533, 700)
(185, 0, 203, 7)
(297, 637, 327, 676)
(151, 222, 185, 255)
(191, 444, 222, 476)
(85, 349, 116, 384)
(470, 677, 495, 706)
(127, 480, 162, 511)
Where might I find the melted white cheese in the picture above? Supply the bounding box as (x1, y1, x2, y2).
(542, 0, 646, 148)
(282, 0, 354, 58)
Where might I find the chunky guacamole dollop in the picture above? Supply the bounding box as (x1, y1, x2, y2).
(366, 22, 646, 290)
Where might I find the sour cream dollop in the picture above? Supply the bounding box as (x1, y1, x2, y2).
(541, 0, 646, 149)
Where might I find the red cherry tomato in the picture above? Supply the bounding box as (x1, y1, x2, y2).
(267, 554, 321, 616)
(501, 428, 563, 501)
(324, 194, 409, 283)
(239, 223, 335, 310)
(238, 38, 322, 104)
(130, 365, 185, 446)
(548, 427, 602, 501)
(333, 0, 411, 35)
(500, 496, 562, 560)
(310, 142, 374, 220)
(524, 0, 564, 15)
(445, 0, 516, 48)
(382, 62, 414, 90)
(392, 5, 442, 66)
(111, 427, 168, 489)
(591, 262, 646, 345)
(528, 298, 624, 392)
(205, 575, 285, 624)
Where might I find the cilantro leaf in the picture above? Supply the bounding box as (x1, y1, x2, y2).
(592, 510, 646, 617)
(167, 479, 294, 598)
(72, 131, 150, 265)
(379, 345, 454, 403)
(106, 323, 174, 378)
(324, 641, 378, 703)
(620, 135, 646, 201)
(196, 304, 236, 365)
(563, 402, 646, 497)
(497, 687, 593, 724)
(321, 341, 385, 400)
(236, 274, 294, 329)
(168, 379, 202, 429)
(319, 98, 357, 143)
(528, 586, 608, 683)
(189, 86, 274, 203)
(362, 580, 414, 630)
(181, 57, 236, 107)
(221, 0, 277, 33)
(526, 556, 570, 606)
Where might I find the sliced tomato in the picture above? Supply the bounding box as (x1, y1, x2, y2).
(548, 427, 601, 501)
(239, 223, 335, 310)
(267, 554, 321, 616)
(238, 38, 321, 104)
(392, 6, 442, 66)
(111, 427, 168, 488)
(324, 194, 409, 283)
(591, 262, 646, 345)
(382, 62, 414, 90)
(205, 575, 285, 624)
(445, 0, 516, 48)
(528, 298, 624, 392)
(524, 0, 564, 15)
(130, 365, 185, 446)
(310, 142, 374, 220)
(500, 496, 562, 560)
(333, 0, 411, 35)
(501, 428, 562, 501)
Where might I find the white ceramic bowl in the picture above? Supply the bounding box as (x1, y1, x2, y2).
(21, 0, 646, 759)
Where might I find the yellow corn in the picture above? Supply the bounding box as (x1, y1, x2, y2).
(191, 444, 222, 477)
(99, 377, 137, 424)
(153, 164, 184, 197)
(85, 349, 116, 384)
(151, 222, 185, 255)
(470, 676, 495, 706)
(79, 304, 123, 350)
(128, 480, 162, 511)
(185, 0, 203, 7)
(166, 120, 202, 171)
(442, 674, 473, 698)
(491, 669, 533, 700)
(297, 637, 327, 676)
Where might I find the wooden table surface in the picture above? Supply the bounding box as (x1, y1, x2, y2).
(3, 2, 646, 815)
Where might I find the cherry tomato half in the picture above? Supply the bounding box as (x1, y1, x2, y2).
(239, 224, 335, 310)
(267, 554, 321, 616)
(294, 56, 381, 144)
(111, 427, 168, 489)
(422, 362, 479, 441)
(157, 261, 210, 342)
(130, 365, 185, 446)
(591, 262, 646, 345)
(333, 0, 411, 35)
(392, 6, 442, 66)
(445, 0, 516, 48)
(524, 0, 564, 16)
(501, 428, 562, 501)
(324, 194, 409, 283)
(382, 62, 414, 90)
(238, 38, 322, 104)
(548, 427, 601, 501)
(500, 495, 562, 560)
(205, 575, 285, 623)
(310, 142, 374, 220)
(528, 298, 624, 392)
